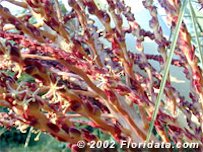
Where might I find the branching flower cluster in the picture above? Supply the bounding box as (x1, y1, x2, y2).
(0, 0, 203, 151)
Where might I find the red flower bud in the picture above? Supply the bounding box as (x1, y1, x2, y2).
(47, 122, 60, 133)
(61, 123, 70, 134)
(69, 127, 81, 138)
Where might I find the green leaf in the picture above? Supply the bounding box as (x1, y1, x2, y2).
(0, 127, 6, 136)
(189, 0, 203, 69)
(146, 0, 189, 142)
(18, 73, 35, 83)
(24, 127, 33, 148)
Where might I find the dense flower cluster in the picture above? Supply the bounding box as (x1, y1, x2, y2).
(0, 0, 203, 151)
